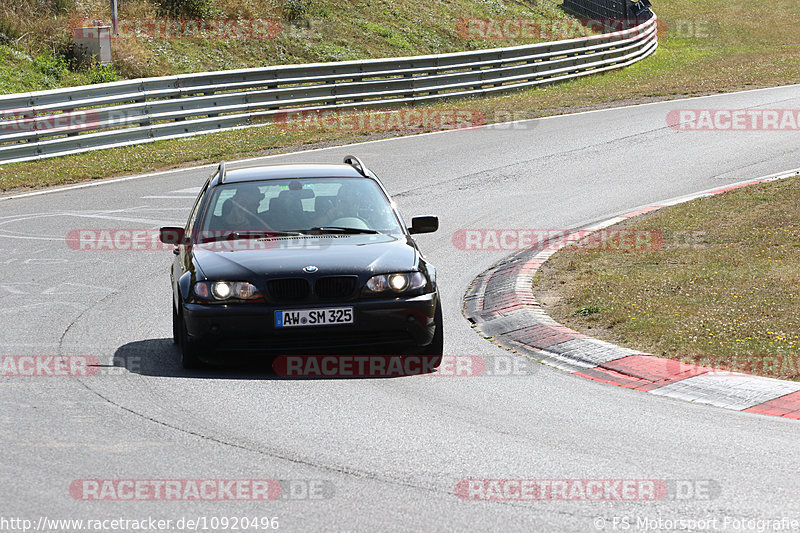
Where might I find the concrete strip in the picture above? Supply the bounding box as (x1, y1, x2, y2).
(649, 373, 800, 411)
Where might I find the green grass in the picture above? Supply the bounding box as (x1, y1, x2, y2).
(2, 0, 800, 190)
(533, 177, 800, 381)
(0, 46, 104, 93)
(0, 0, 565, 92)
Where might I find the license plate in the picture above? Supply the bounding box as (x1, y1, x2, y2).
(275, 307, 354, 327)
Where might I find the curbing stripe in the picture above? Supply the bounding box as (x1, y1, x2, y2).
(463, 168, 800, 420)
(744, 391, 800, 419)
(619, 206, 664, 218)
(575, 355, 711, 392)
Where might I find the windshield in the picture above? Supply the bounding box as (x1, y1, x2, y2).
(196, 177, 403, 239)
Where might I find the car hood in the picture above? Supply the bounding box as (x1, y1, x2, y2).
(191, 233, 420, 279)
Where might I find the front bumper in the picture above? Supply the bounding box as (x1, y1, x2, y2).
(182, 292, 438, 359)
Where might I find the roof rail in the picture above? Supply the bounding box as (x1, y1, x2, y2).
(217, 161, 227, 183)
(343, 155, 367, 177)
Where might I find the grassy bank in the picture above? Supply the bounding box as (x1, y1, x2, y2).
(0, 0, 561, 93)
(533, 176, 800, 381)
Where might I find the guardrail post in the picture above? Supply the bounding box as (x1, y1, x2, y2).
(27, 108, 39, 144)
(138, 82, 152, 127)
(403, 69, 414, 99)
(204, 91, 219, 119)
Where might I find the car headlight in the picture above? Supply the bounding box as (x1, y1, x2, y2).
(193, 281, 260, 302)
(364, 272, 427, 295)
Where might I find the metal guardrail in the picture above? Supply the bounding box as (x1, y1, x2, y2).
(0, 14, 657, 165)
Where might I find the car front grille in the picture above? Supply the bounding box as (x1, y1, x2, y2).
(267, 278, 310, 301)
(315, 276, 358, 299)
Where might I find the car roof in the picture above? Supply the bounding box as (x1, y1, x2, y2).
(220, 163, 369, 184)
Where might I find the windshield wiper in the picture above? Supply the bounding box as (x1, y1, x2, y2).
(295, 226, 381, 235)
(197, 230, 301, 243)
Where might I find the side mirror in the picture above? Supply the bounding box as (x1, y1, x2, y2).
(159, 227, 186, 245)
(409, 216, 439, 235)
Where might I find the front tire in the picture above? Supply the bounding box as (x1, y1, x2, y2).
(172, 302, 180, 344)
(177, 307, 203, 369)
(422, 301, 443, 368)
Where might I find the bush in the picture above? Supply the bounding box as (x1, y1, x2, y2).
(283, 0, 311, 21)
(86, 61, 121, 84)
(575, 305, 602, 316)
(33, 52, 69, 80)
(0, 19, 16, 43)
(157, 0, 214, 17)
(52, 0, 73, 14)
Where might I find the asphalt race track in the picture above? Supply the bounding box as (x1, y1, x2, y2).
(2, 86, 800, 532)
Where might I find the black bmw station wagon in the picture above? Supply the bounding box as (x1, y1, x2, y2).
(159, 156, 442, 368)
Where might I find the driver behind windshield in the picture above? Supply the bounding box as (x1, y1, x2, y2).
(323, 182, 363, 224)
(313, 181, 400, 232)
(221, 184, 267, 231)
